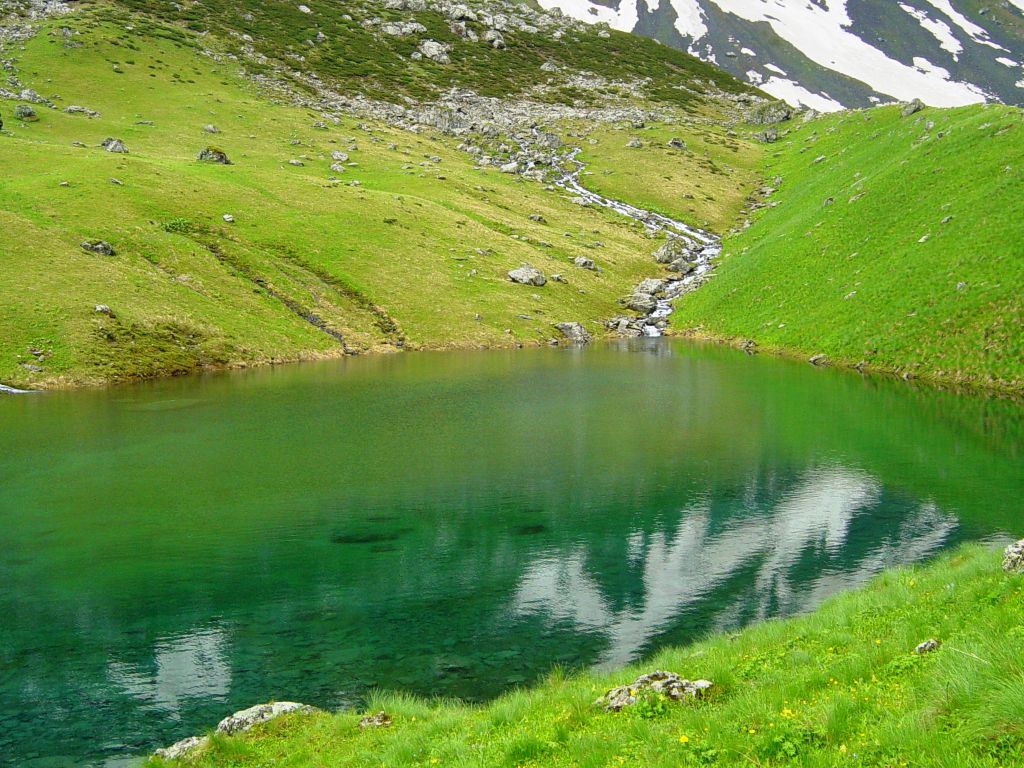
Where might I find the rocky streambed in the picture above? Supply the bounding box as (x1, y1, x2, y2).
(515, 130, 723, 339)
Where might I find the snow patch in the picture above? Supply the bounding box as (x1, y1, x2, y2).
(764, 63, 788, 76)
(899, 3, 962, 59)
(746, 69, 764, 84)
(922, 0, 1007, 51)
(539, 0, 638, 32)
(740, 46, 756, 56)
(706, 0, 993, 106)
(668, 0, 708, 43)
(760, 76, 844, 112)
(996, 57, 1020, 68)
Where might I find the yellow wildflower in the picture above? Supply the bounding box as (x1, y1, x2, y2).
(679, 735, 690, 744)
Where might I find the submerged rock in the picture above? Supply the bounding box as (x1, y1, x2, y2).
(1003, 539, 1024, 573)
(217, 702, 318, 735)
(596, 671, 713, 712)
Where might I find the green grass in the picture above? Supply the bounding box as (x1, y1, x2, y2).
(1, 6, 749, 388)
(575, 120, 761, 234)
(670, 104, 1024, 395)
(149, 542, 1024, 767)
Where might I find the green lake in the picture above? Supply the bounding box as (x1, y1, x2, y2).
(1, 339, 1021, 766)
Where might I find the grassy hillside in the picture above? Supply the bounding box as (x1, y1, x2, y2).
(149, 542, 1024, 767)
(0, 2, 757, 388)
(670, 104, 1024, 395)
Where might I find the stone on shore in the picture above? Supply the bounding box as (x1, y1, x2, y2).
(653, 237, 690, 264)
(217, 702, 318, 735)
(154, 735, 210, 761)
(1003, 539, 1024, 572)
(554, 322, 591, 343)
(596, 671, 713, 712)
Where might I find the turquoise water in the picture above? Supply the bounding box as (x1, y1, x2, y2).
(0, 339, 1021, 766)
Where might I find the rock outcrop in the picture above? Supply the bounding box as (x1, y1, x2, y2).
(596, 671, 713, 712)
(1003, 539, 1024, 573)
(507, 264, 546, 286)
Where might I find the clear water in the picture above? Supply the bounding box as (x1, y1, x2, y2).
(1, 339, 1021, 766)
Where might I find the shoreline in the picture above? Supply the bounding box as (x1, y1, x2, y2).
(5, 329, 1022, 400)
(147, 540, 1024, 765)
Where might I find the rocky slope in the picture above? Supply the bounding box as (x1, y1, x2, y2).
(0, 0, 765, 388)
(538, 0, 1024, 110)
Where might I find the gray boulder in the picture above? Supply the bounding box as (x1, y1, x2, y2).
(573, 255, 596, 271)
(625, 293, 656, 313)
(102, 137, 128, 153)
(748, 101, 792, 125)
(331, 150, 349, 162)
(81, 240, 115, 256)
(901, 98, 926, 117)
(635, 278, 664, 295)
(625, 136, 642, 148)
(508, 264, 546, 286)
(596, 671, 713, 712)
(914, 639, 941, 655)
(64, 105, 99, 117)
(14, 104, 37, 121)
(667, 257, 696, 274)
(554, 322, 591, 343)
(1003, 539, 1024, 572)
(483, 29, 506, 49)
(217, 702, 317, 735)
(653, 237, 689, 264)
(203, 123, 219, 134)
(667, 137, 686, 149)
(197, 147, 231, 164)
(419, 40, 452, 64)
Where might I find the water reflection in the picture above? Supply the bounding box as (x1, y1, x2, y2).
(107, 627, 231, 717)
(513, 466, 957, 667)
(0, 341, 1020, 766)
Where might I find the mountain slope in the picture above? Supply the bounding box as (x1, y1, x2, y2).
(538, 0, 1024, 110)
(671, 102, 1024, 393)
(0, 0, 760, 388)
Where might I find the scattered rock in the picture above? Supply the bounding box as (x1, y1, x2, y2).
(625, 293, 656, 313)
(358, 711, 393, 729)
(197, 146, 231, 164)
(754, 127, 778, 143)
(101, 137, 128, 153)
(217, 702, 317, 735)
(914, 639, 941, 655)
(223, 214, 235, 223)
(203, 124, 219, 134)
(331, 150, 350, 162)
(1003, 539, 1024, 573)
(154, 735, 210, 761)
(508, 264, 546, 286)
(748, 101, 792, 125)
(635, 278, 664, 295)
(596, 671, 713, 712)
(574, 255, 597, 271)
(483, 29, 506, 49)
(289, 159, 305, 166)
(64, 105, 99, 117)
(809, 353, 828, 366)
(81, 240, 115, 256)
(418, 40, 452, 64)
(901, 98, 926, 117)
(653, 236, 690, 264)
(14, 104, 37, 121)
(94, 304, 113, 315)
(666, 137, 686, 149)
(625, 136, 642, 148)
(528, 213, 546, 223)
(554, 322, 591, 344)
